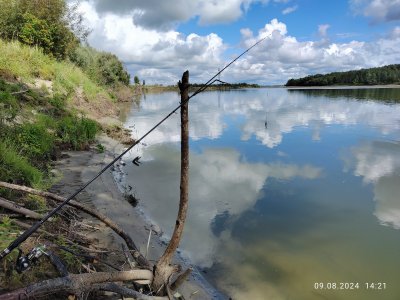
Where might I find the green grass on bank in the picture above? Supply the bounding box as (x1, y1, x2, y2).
(0, 39, 108, 102)
(0, 78, 99, 190)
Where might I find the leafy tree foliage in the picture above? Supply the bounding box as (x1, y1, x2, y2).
(134, 76, 140, 85)
(69, 46, 131, 87)
(0, 0, 89, 60)
(286, 65, 400, 86)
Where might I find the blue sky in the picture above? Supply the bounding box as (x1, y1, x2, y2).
(77, 0, 400, 85)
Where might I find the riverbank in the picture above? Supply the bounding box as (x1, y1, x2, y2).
(50, 133, 224, 299)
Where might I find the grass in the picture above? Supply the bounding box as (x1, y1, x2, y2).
(0, 139, 44, 188)
(0, 39, 109, 102)
(0, 77, 101, 191)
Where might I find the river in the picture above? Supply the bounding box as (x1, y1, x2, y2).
(122, 87, 400, 300)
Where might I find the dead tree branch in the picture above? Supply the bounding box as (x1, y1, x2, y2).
(0, 270, 154, 300)
(0, 197, 43, 220)
(90, 283, 167, 300)
(0, 181, 149, 268)
(153, 70, 190, 294)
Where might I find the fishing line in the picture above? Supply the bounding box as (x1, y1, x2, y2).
(0, 34, 270, 261)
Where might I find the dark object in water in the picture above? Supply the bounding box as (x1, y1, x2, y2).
(126, 194, 139, 207)
(132, 156, 141, 166)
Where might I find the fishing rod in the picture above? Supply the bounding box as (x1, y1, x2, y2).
(0, 33, 270, 262)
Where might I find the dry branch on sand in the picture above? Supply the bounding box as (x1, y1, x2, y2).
(0, 270, 164, 300)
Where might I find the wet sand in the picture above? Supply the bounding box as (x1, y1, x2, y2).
(50, 134, 224, 299)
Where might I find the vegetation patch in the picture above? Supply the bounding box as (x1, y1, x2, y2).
(286, 64, 400, 86)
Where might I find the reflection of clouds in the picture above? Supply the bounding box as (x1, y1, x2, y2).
(125, 92, 225, 155)
(126, 89, 400, 151)
(239, 91, 400, 148)
(126, 146, 321, 267)
(346, 141, 400, 229)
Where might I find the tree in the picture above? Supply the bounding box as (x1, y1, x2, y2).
(134, 75, 140, 85)
(96, 52, 130, 86)
(0, 0, 90, 60)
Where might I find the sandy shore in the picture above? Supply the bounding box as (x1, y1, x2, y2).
(50, 134, 225, 300)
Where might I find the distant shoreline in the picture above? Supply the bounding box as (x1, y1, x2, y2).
(285, 84, 400, 89)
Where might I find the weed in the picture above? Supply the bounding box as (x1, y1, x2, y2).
(57, 116, 98, 150)
(96, 143, 105, 153)
(24, 195, 47, 212)
(15, 122, 55, 161)
(0, 139, 43, 188)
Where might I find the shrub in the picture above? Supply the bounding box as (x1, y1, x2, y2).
(57, 116, 98, 150)
(0, 0, 87, 60)
(69, 46, 131, 87)
(0, 139, 43, 187)
(15, 122, 55, 161)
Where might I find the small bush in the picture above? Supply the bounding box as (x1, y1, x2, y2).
(69, 46, 131, 87)
(15, 122, 55, 161)
(0, 139, 43, 187)
(57, 116, 98, 150)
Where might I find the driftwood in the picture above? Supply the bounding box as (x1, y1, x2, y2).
(0, 197, 42, 220)
(0, 181, 149, 268)
(153, 71, 190, 293)
(90, 283, 167, 300)
(0, 270, 155, 300)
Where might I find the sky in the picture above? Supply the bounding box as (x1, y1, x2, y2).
(74, 0, 400, 85)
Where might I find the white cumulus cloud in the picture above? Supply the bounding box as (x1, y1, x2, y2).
(350, 0, 400, 23)
(76, 2, 400, 85)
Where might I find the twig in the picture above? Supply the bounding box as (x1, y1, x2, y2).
(145, 229, 152, 259)
(57, 245, 121, 271)
(121, 243, 136, 269)
(0, 181, 149, 268)
(10, 89, 29, 95)
(2, 217, 109, 254)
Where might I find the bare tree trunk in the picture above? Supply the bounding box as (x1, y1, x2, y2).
(153, 70, 190, 294)
(0, 181, 149, 268)
(0, 270, 154, 300)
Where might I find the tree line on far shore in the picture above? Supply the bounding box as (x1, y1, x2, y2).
(285, 64, 400, 86)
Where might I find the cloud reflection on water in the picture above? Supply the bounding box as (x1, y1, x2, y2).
(126, 145, 322, 268)
(127, 89, 400, 151)
(123, 88, 400, 299)
(345, 141, 400, 229)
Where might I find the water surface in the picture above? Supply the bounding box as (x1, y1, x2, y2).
(123, 88, 400, 300)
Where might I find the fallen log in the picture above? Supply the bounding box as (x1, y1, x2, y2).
(0, 270, 154, 300)
(0, 181, 149, 268)
(0, 197, 42, 220)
